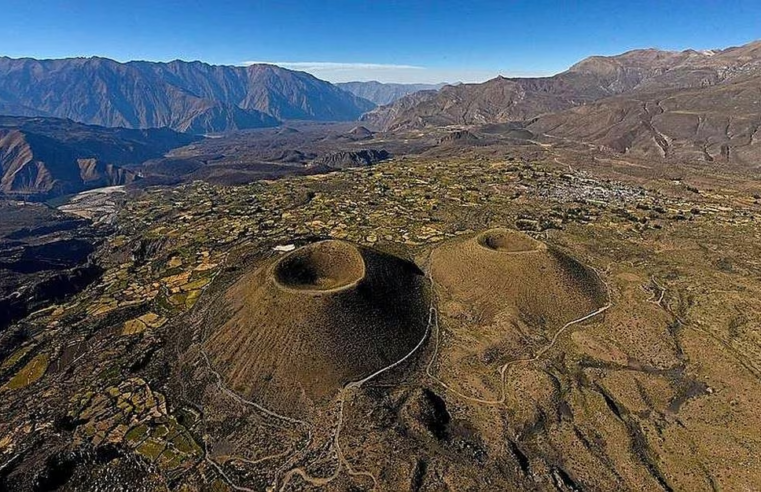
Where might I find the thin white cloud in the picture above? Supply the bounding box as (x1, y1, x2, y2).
(241, 60, 551, 84)
(242, 61, 425, 72)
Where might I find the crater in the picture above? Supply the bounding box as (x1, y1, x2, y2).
(428, 229, 609, 402)
(201, 240, 430, 417)
(476, 228, 544, 253)
(431, 228, 607, 338)
(273, 240, 366, 292)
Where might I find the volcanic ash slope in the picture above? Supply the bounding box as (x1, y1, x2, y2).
(429, 229, 608, 398)
(204, 240, 430, 417)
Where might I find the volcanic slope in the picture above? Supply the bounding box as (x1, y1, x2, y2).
(429, 229, 608, 400)
(203, 240, 430, 417)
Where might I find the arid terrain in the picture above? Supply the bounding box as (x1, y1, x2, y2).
(2, 39, 761, 492)
(1, 129, 760, 490)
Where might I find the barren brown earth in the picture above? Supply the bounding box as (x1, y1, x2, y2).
(0, 136, 760, 491)
(199, 240, 430, 417)
(364, 41, 761, 133)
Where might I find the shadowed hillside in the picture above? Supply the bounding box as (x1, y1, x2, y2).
(0, 57, 375, 133)
(0, 116, 200, 199)
(203, 240, 430, 417)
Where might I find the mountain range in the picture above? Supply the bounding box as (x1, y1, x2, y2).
(2, 40, 761, 199)
(0, 116, 199, 199)
(527, 73, 761, 164)
(336, 81, 447, 105)
(363, 41, 761, 162)
(0, 57, 375, 134)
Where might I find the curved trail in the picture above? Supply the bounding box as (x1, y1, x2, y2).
(277, 261, 438, 491)
(203, 246, 613, 491)
(194, 254, 318, 492)
(643, 276, 666, 307)
(230, 449, 295, 467)
(201, 342, 316, 492)
(425, 261, 613, 406)
(647, 276, 761, 382)
(278, 254, 612, 489)
(200, 350, 309, 427)
(205, 442, 258, 492)
(349, 304, 436, 390)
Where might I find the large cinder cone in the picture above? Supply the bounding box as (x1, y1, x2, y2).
(431, 228, 607, 327)
(204, 240, 430, 416)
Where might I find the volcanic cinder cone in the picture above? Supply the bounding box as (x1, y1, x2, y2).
(204, 240, 430, 417)
(431, 228, 607, 325)
(428, 228, 608, 400)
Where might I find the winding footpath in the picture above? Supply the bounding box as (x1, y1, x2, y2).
(277, 265, 438, 491)
(426, 263, 613, 406)
(203, 250, 614, 491)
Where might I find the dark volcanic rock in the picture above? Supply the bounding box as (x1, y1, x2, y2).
(438, 130, 480, 144)
(347, 126, 374, 140)
(401, 388, 451, 441)
(0, 201, 103, 331)
(310, 149, 390, 169)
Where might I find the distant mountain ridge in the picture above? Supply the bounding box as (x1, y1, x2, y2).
(528, 73, 761, 164)
(361, 90, 442, 130)
(525, 41, 761, 163)
(337, 81, 447, 105)
(0, 116, 200, 199)
(363, 40, 761, 132)
(0, 57, 375, 134)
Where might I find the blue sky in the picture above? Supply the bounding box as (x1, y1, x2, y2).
(1, 1, 760, 83)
